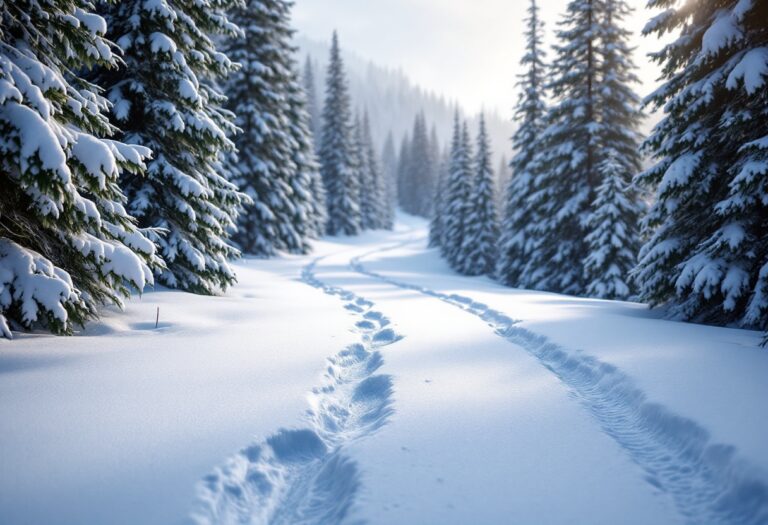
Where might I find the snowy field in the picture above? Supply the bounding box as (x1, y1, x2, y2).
(1, 216, 767, 525)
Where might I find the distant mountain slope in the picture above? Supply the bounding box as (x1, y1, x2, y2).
(298, 36, 515, 163)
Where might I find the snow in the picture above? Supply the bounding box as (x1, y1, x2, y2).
(701, 10, 743, 57)
(1, 216, 767, 524)
(726, 47, 768, 94)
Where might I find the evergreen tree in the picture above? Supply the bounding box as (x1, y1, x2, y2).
(396, 133, 411, 212)
(399, 113, 434, 217)
(519, 0, 601, 295)
(96, 0, 245, 294)
(429, 149, 449, 248)
(381, 132, 398, 228)
(497, 0, 547, 287)
(496, 155, 511, 214)
(303, 56, 322, 146)
(635, 0, 768, 333)
(362, 112, 389, 229)
(222, 0, 320, 256)
(353, 113, 375, 230)
(0, 0, 159, 338)
(584, 0, 643, 299)
(461, 116, 499, 276)
(443, 117, 474, 271)
(585, 154, 642, 299)
(286, 56, 327, 240)
(319, 32, 361, 235)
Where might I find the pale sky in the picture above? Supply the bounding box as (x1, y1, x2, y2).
(293, 0, 665, 118)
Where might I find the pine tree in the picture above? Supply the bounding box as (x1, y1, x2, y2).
(429, 149, 449, 248)
(381, 132, 398, 228)
(319, 32, 361, 236)
(303, 56, 322, 147)
(519, 0, 602, 295)
(635, 0, 768, 333)
(585, 154, 642, 299)
(396, 133, 411, 212)
(399, 113, 434, 217)
(0, 0, 159, 338)
(584, 0, 643, 299)
(496, 155, 511, 214)
(443, 117, 474, 271)
(353, 113, 376, 230)
(96, 0, 245, 294)
(286, 56, 327, 240)
(497, 0, 547, 287)
(222, 0, 321, 256)
(361, 112, 389, 229)
(461, 116, 499, 276)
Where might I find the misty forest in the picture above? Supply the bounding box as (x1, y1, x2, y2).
(1, 1, 767, 524)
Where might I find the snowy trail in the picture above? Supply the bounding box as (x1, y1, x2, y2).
(191, 256, 402, 525)
(349, 237, 768, 525)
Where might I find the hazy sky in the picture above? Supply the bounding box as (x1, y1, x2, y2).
(293, 0, 665, 118)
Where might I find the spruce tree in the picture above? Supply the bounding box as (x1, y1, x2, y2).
(361, 112, 389, 229)
(400, 113, 434, 217)
(519, 0, 601, 295)
(96, 0, 245, 294)
(585, 154, 642, 299)
(396, 133, 411, 212)
(584, 0, 643, 299)
(353, 113, 375, 230)
(461, 116, 499, 276)
(381, 132, 398, 228)
(319, 32, 361, 236)
(496, 155, 511, 214)
(0, 0, 159, 338)
(223, 0, 321, 256)
(303, 56, 322, 147)
(286, 57, 327, 240)
(443, 117, 474, 271)
(429, 149, 449, 248)
(497, 0, 547, 287)
(635, 0, 768, 333)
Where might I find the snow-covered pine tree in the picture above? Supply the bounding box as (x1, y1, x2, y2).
(584, 0, 643, 300)
(381, 132, 398, 228)
(221, 0, 321, 256)
(461, 116, 499, 276)
(496, 155, 511, 214)
(303, 56, 322, 147)
(428, 149, 448, 248)
(497, 0, 547, 287)
(95, 0, 245, 294)
(396, 133, 411, 211)
(286, 53, 327, 240)
(519, 0, 602, 295)
(362, 112, 389, 229)
(443, 117, 474, 272)
(584, 153, 642, 299)
(635, 0, 768, 333)
(400, 113, 434, 218)
(353, 112, 375, 230)
(319, 32, 361, 236)
(0, 0, 160, 338)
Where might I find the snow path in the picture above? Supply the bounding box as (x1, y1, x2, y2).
(350, 240, 768, 525)
(191, 257, 403, 525)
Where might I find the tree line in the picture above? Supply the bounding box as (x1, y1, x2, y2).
(429, 0, 768, 340)
(0, 0, 391, 338)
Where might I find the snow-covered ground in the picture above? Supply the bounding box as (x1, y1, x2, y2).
(1, 216, 767, 525)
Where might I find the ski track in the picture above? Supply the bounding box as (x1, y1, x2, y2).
(190, 256, 402, 525)
(350, 243, 768, 525)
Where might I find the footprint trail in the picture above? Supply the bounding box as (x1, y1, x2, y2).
(191, 257, 403, 525)
(350, 247, 768, 525)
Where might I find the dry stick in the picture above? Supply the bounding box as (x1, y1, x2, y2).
(155, 307, 160, 329)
